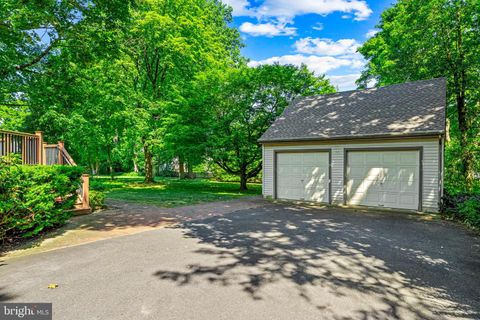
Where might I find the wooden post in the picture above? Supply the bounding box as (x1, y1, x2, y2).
(21, 136, 26, 164)
(58, 141, 64, 165)
(35, 131, 44, 164)
(5, 133, 10, 158)
(81, 174, 90, 209)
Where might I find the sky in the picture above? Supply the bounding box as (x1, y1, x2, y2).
(223, 0, 394, 91)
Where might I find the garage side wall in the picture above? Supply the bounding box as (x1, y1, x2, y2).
(262, 138, 440, 212)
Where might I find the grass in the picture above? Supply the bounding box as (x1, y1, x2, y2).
(90, 175, 262, 207)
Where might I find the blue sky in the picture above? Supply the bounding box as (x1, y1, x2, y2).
(224, 0, 393, 91)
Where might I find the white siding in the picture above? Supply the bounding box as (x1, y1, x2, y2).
(263, 145, 274, 197)
(263, 138, 441, 212)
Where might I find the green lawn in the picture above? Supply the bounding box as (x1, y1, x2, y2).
(91, 175, 262, 207)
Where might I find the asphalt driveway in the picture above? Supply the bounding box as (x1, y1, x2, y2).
(0, 200, 479, 319)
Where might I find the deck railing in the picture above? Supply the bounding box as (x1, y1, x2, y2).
(0, 129, 42, 164)
(44, 141, 77, 166)
(0, 129, 90, 214)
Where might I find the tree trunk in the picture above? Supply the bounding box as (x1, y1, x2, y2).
(144, 144, 154, 184)
(96, 160, 100, 176)
(452, 8, 473, 190)
(240, 171, 248, 191)
(133, 150, 139, 173)
(445, 118, 451, 142)
(186, 163, 195, 179)
(179, 158, 185, 179)
(454, 71, 473, 190)
(107, 147, 114, 180)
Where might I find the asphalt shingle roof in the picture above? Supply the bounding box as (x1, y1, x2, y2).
(259, 78, 446, 143)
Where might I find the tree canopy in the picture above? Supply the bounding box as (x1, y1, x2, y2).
(0, 0, 336, 188)
(205, 64, 335, 189)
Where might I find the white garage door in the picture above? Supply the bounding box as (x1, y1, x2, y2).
(346, 150, 420, 210)
(276, 152, 329, 202)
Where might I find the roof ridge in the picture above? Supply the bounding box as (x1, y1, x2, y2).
(306, 77, 446, 99)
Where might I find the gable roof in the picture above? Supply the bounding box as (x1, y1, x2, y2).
(259, 78, 446, 143)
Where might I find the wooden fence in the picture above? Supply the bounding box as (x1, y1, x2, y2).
(0, 129, 90, 214)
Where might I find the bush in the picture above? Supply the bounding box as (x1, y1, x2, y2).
(441, 192, 480, 229)
(89, 178, 107, 191)
(89, 190, 106, 211)
(0, 158, 84, 241)
(458, 198, 480, 227)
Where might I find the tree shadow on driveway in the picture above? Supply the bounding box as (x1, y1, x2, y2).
(0, 286, 18, 302)
(153, 204, 480, 319)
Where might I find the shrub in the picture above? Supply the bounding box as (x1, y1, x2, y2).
(89, 190, 106, 211)
(441, 192, 480, 229)
(0, 158, 84, 241)
(89, 178, 107, 191)
(457, 198, 480, 227)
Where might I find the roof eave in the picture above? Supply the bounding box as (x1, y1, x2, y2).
(258, 131, 445, 144)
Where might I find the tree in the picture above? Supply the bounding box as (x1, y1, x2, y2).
(0, 0, 131, 108)
(123, 0, 241, 183)
(1, 0, 135, 176)
(207, 64, 336, 190)
(357, 0, 480, 191)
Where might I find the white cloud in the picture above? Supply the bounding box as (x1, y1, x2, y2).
(223, 0, 372, 21)
(328, 74, 360, 91)
(312, 23, 324, 31)
(365, 29, 379, 38)
(248, 54, 362, 75)
(221, 0, 252, 16)
(239, 21, 297, 37)
(294, 37, 360, 56)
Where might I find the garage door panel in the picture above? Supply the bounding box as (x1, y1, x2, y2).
(306, 189, 328, 202)
(289, 166, 303, 175)
(347, 150, 420, 210)
(348, 166, 367, 178)
(400, 180, 418, 193)
(303, 153, 328, 165)
(278, 167, 294, 175)
(400, 152, 418, 165)
(382, 180, 398, 192)
(365, 192, 381, 204)
(305, 177, 327, 190)
(278, 189, 303, 200)
(397, 168, 417, 181)
(383, 153, 397, 165)
(349, 191, 380, 206)
(348, 153, 364, 163)
(399, 194, 417, 206)
(278, 177, 303, 188)
(277, 154, 297, 165)
(276, 152, 330, 203)
(303, 167, 327, 177)
(366, 153, 382, 165)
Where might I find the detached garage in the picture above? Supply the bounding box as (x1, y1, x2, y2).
(259, 78, 446, 212)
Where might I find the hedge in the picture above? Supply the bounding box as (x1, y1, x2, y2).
(0, 157, 84, 242)
(442, 192, 480, 229)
